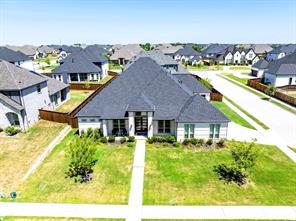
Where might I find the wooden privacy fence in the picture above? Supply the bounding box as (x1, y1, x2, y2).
(39, 71, 119, 128)
(247, 78, 296, 107)
(194, 74, 223, 101)
(69, 83, 103, 90)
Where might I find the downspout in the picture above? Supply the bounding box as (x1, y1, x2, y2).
(19, 89, 29, 130)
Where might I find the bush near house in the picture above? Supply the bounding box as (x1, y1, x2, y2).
(4, 126, 21, 136)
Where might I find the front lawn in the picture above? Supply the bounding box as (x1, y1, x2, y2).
(212, 101, 256, 130)
(109, 63, 123, 70)
(229, 66, 250, 71)
(224, 73, 249, 85)
(186, 65, 223, 71)
(55, 90, 93, 113)
(98, 75, 113, 84)
(15, 131, 134, 204)
(143, 141, 296, 205)
(0, 120, 66, 194)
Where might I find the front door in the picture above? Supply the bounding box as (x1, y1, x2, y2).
(134, 112, 148, 135)
(289, 77, 292, 85)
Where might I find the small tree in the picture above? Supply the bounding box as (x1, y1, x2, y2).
(44, 57, 51, 65)
(265, 85, 277, 100)
(65, 136, 97, 183)
(140, 43, 153, 51)
(213, 141, 258, 185)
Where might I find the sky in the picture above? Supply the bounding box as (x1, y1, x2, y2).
(0, 0, 296, 45)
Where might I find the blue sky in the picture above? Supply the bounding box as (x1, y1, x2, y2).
(0, 0, 295, 45)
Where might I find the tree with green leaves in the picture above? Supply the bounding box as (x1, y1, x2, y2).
(265, 85, 277, 100)
(140, 43, 154, 51)
(65, 135, 97, 183)
(192, 44, 204, 52)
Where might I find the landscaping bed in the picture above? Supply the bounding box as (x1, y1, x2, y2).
(0, 120, 66, 194)
(14, 131, 134, 204)
(229, 66, 250, 71)
(55, 90, 93, 113)
(143, 141, 296, 205)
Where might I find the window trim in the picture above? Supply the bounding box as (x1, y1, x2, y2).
(184, 124, 195, 139)
(158, 120, 171, 134)
(209, 124, 221, 139)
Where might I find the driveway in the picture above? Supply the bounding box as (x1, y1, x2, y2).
(191, 70, 296, 147)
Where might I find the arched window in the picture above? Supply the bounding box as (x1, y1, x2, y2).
(6, 112, 20, 126)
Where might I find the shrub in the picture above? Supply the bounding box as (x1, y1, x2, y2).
(217, 138, 226, 148)
(93, 128, 101, 142)
(265, 85, 277, 99)
(127, 143, 135, 148)
(4, 126, 21, 136)
(182, 139, 190, 145)
(197, 138, 205, 146)
(86, 128, 93, 138)
(213, 164, 246, 185)
(120, 137, 127, 144)
(65, 136, 97, 183)
(155, 136, 166, 143)
(127, 136, 135, 142)
(108, 135, 115, 143)
(165, 136, 176, 144)
(147, 137, 154, 144)
(80, 129, 85, 137)
(206, 139, 213, 146)
(100, 136, 108, 143)
(173, 142, 181, 148)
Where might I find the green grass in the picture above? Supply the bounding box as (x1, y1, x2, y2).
(98, 75, 113, 84)
(212, 101, 256, 130)
(224, 73, 249, 85)
(55, 90, 93, 113)
(109, 63, 123, 70)
(143, 141, 296, 205)
(14, 131, 134, 204)
(186, 65, 223, 71)
(229, 66, 250, 71)
(0, 121, 66, 193)
(144, 220, 292, 221)
(218, 74, 296, 116)
(2, 217, 123, 221)
(224, 96, 269, 130)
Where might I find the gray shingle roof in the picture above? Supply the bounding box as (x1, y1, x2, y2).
(173, 74, 211, 94)
(0, 92, 23, 111)
(154, 44, 182, 55)
(37, 45, 55, 54)
(266, 52, 296, 76)
(0, 47, 31, 62)
(5, 45, 37, 56)
(44, 76, 69, 95)
(77, 57, 229, 123)
(52, 51, 101, 74)
(201, 44, 229, 56)
(110, 44, 144, 60)
(85, 45, 109, 55)
(268, 44, 296, 55)
(252, 59, 269, 69)
(0, 60, 47, 90)
(174, 45, 200, 57)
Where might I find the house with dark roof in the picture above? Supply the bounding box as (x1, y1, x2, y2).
(0, 46, 34, 70)
(263, 52, 296, 87)
(0, 60, 69, 130)
(173, 45, 201, 63)
(52, 47, 109, 83)
(251, 59, 269, 77)
(76, 57, 228, 141)
(267, 44, 296, 61)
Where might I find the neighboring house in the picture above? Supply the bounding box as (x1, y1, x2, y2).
(264, 52, 296, 87)
(85, 45, 109, 55)
(173, 45, 200, 62)
(222, 45, 260, 65)
(36, 45, 56, 58)
(55, 45, 83, 62)
(154, 43, 183, 57)
(246, 44, 273, 58)
(251, 59, 269, 77)
(5, 45, 37, 59)
(52, 51, 103, 83)
(0, 60, 70, 130)
(110, 44, 144, 65)
(0, 46, 34, 70)
(266, 44, 296, 61)
(76, 57, 228, 141)
(188, 55, 203, 66)
(201, 44, 229, 65)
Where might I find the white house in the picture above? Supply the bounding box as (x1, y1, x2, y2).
(251, 59, 269, 78)
(0, 46, 34, 71)
(263, 52, 296, 87)
(0, 60, 70, 130)
(75, 57, 229, 141)
(267, 44, 296, 61)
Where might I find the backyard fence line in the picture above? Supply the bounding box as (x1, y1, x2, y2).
(247, 79, 296, 107)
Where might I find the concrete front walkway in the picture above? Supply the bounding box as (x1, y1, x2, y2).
(127, 136, 146, 221)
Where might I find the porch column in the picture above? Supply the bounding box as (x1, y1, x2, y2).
(102, 120, 107, 137)
(77, 73, 80, 82)
(128, 112, 135, 136)
(148, 112, 153, 138)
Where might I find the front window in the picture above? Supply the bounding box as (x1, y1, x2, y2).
(210, 124, 220, 139)
(79, 73, 88, 82)
(70, 73, 78, 82)
(36, 84, 41, 93)
(158, 120, 170, 134)
(184, 124, 194, 138)
(112, 119, 126, 136)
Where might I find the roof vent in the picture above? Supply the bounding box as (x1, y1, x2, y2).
(178, 80, 182, 84)
(72, 58, 74, 63)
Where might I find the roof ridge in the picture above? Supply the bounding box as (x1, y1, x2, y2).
(3, 60, 21, 90)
